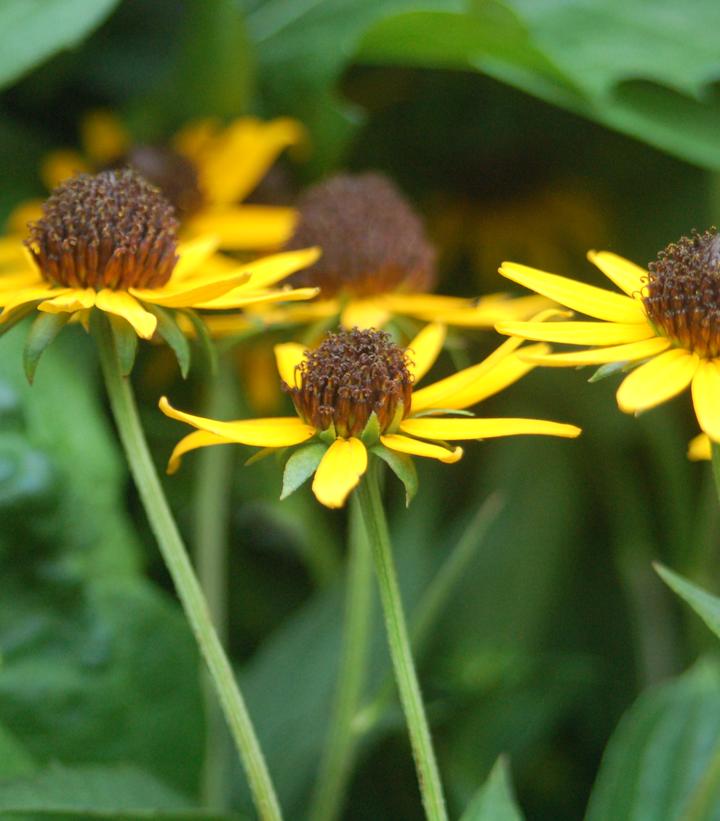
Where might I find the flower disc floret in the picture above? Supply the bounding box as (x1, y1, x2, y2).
(644, 228, 720, 358)
(27, 169, 179, 290)
(284, 327, 413, 437)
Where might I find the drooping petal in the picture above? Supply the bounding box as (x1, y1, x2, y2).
(616, 348, 699, 413)
(688, 433, 711, 461)
(497, 320, 656, 346)
(692, 360, 720, 441)
(167, 430, 234, 475)
(159, 396, 316, 446)
(380, 434, 462, 463)
(274, 342, 306, 387)
(185, 205, 298, 251)
(520, 336, 672, 366)
(499, 261, 647, 323)
(95, 290, 157, 339)
(340, 299, 391, 330)
(311, 437, 368, 509)
(406, 323, 446, 382)
(588, 251, 647, 297)
(400, 417, 581, 440)
(38, 288, 96, 314)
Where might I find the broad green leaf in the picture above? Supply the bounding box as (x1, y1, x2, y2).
(147, 305, 191, 379)
(586, 659, 720, 821)
(371, 444, 418, 506)
(655, 563, 720, 641)
(23, 312, 70, 384)
(0, 722, 35, 780)
(0, 0, 120, 92)
(280, 442, 327, 500)
(108, 315, 139, 377)
(460, 757, 524, 821)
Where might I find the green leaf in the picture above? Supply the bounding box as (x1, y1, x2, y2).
(655, 563, 720, 641)
(280, 442, 327, 500)
(371, 444, 418, 506)
(0, 0, 120, 92)
(23, 312, 70, 384)
(0, 762, 232, 819)
(147, 306, 191, 379)
(586, 659, 720, 821)
(360, 412, 382, 446)
(179, 310, 217, 378)
(109, 315, 138, 377)
(460, 757, 524, 821)
(0, 304, 36, 339)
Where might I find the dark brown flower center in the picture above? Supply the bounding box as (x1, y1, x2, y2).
(111, 145, 204, 219)
(644, 228, 720, 358)
(285, 172, 436, 297)
(27, 170, 179, 290)
(283, 328, 413, 437)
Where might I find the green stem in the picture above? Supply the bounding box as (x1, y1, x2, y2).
(194, 357, 237, 808)
(93, 315, 282, 821)
(355, 460, 448, 821)
(711, 443, 720, 507)
(309, 495, 374, 821)
(683, 742, 720, 821)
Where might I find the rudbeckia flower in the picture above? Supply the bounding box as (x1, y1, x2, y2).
(688, 434, 711, 461)
(204, 172, 548, 338)
(8, 110, 305, 252)
(159, 325, 580, 509)
(0, 169, 318, 378)
(496, 230, 720, 445)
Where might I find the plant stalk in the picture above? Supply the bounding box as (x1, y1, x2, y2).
(355, 460, 448, 821)
(93, 315, 282, 821)
(711, 443, 720, 507)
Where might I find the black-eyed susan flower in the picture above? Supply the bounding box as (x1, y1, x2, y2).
(0, 169, 318, 378)
(204, 172, 548, 338)
(496, 230, 720, 446)
(688, 433, 712, 461)
(8, 110, 305, 252)
(159, 324, 580, 509)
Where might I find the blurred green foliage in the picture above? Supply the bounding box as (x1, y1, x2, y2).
(0, 1, 719, 819)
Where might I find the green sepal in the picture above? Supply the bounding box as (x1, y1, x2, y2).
(588, 360, 632, 383)
(371, 444, 418, 507)
(0, 303, 37, 338)
(280, 441, 327, 499)
(108, 315, 138, 377)
(386, 400, 407, 434)
(360, 412, 381, 446)
(179, 308, 217, 377)
(244, 447, 277, 467)
(23, 312, 70, 383)
(317, 424, 337, 445)
(147, 305, 191, 378)
(412, 408, 476, 418)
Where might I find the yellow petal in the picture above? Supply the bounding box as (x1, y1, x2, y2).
(588, 251, 647, 297)
(274, 342, 306, 386)
(311, 437, 368, 509)
(497, 320, 655, 346)
(5, 200, 44, 236)
(688, 433, 712, 461)
(186, 205, 298, 251)
(499, 261, 646, 323)
(41, 149, 90, 190)
(167, 431, 233, 475)
(380, 434, 462, 463)
(400, 417, 581, 440)
(521, 337, 672, 366)
(389, 292, 552, 327)
(692, 360, 720, 441)
(407, 323, 446, 383)
(195, 286, 319, 310)
(159, 396, 315, 446)
(616, 349, 699, 413)
(0, 286, 66, 317)
(234, 247, 321, 290)
(381, 293, 475, 314)
(80, 110, 129, 164)
(340, 299, 391, 330)
(95, 290, 157, 339)
(129, 272, 249, 308)
(171, 236, 221, 281)
(38, 288, 96, 314)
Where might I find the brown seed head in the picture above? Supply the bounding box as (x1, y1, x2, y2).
(284, 328, 413, 437)
(285, 172, 436, 297)
(27, 169, 179, 290)
(644, 228, 720, 358)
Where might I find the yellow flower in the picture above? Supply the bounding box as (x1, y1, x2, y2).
(204, 172, 548, 339)
(496, 230, 720, 444)
(688, 433, 711, 461)
(159, 324, 580, 509)
(0, 169, 318, 377)
(9, 110, 305, 252)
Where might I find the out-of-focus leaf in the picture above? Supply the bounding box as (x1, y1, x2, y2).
(108, 315, 139, 378)
(460, 756, 524, 821)
(0, 722, 35, 780)
(586, 658, 720, 820)
(655, 563, 720, 641)
(148, 306, 191, 380)
(0, 0, 120, 92)
(0, 762, 233, 819)
(23, 312, 71, 384)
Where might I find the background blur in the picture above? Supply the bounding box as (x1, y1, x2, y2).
(1, 1, 719, 819)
